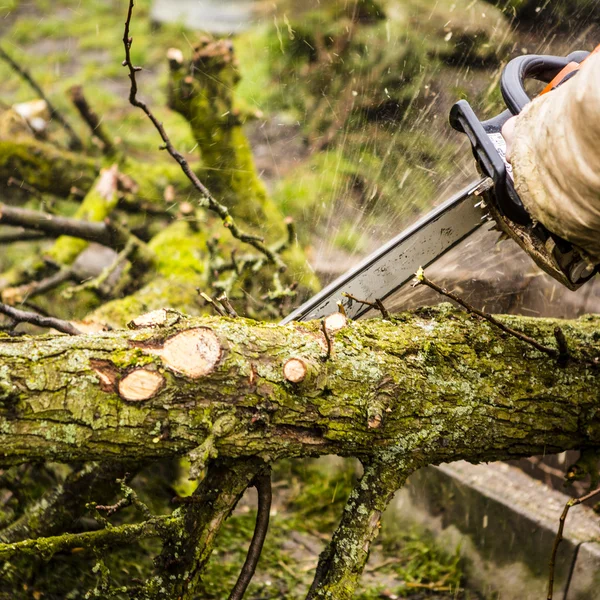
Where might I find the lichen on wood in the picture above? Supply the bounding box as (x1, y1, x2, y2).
(1, 306, 599, 468)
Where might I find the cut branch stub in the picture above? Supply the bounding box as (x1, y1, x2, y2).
(147, 328, 222, 378)
(283, 358, 308, 383)
(323, 312, 348, 333)
(118, 369, 165, 402)
(128, 309, 180, 330)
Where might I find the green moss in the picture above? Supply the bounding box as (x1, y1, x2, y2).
(0, 138, 97, 198)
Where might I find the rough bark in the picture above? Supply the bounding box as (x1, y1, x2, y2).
(1, 305, 599, 469)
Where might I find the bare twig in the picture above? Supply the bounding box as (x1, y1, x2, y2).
(228, 471, 272, 600)
(342, 292, 390, 320)
(216, 293, 239, 318)
(415, 268, 559, 359)
(68, 85, 115, 154)
(0, 45, 83, 149)
(96, 477, 151, 521)
(0, 302, 81, 335)
(199, 292, 227, 316)
(2, 267, 74, 305)
(7, 177, 43, 200)
(547, 486, 600, 599)
(122, 1, 285, 271)
(321, 318, 333, 360)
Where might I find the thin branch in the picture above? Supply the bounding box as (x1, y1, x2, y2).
(0, 203, 138, 252)
(2, 267, 74, 305)
(0, 515, 172, 562)
(415, 268, 559, 359)
(199, 292, 227, 316)
(228, 471, 272, 600)
(216, 293, 239, 318)
(68, 85, 115, 154)
(342, 292, 390, 320)
(0, 229, 46, 244)
(121, 1, 286, 271)
(321, 319, 333, 360)
(0, 302, 81, 335)
(7, 177, 44, 201)
(96, 477, 152, 521)
(0, 45, 83, 149)
(547, 486, 600, 599)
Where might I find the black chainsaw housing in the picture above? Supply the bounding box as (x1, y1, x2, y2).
(449, 50, 598, 287)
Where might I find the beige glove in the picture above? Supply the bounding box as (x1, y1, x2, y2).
(508, 51, 600, 263)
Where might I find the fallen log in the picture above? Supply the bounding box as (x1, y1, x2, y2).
(1, 305, 598, 468)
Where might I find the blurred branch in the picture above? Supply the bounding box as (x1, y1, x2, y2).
(68, 85, 115, 154)
(0, 45, 83, 149)
(122, 0, 286, 271)
(0, 302, 81, 335)
(2, 267, 74, 305)
(0, 202, 147, 256)
(0, 229, 46, 244)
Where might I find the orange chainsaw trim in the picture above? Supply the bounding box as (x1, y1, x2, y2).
(540, 44, 600, 96)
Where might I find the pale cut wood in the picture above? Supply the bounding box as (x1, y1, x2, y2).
(323, 312, 348, 333)
(283, 358, 308, 383)
(148, 327, 222, 378)
(118, 369, 164, 401)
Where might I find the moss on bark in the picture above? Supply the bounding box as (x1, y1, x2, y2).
(1, 306, 598, 467)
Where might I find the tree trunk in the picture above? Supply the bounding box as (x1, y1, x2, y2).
(1, 306, 599, 468)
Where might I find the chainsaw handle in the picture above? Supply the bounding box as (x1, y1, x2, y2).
(500, 52, 588, 114)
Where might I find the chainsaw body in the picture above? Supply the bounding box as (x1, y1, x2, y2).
(450, 51, 598, 290)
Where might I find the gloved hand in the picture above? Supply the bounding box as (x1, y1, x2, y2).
(500, 50, 600, 264)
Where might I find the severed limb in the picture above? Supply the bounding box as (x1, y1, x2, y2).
(145, 458, 264, 599)
(306, 455, 416, 599)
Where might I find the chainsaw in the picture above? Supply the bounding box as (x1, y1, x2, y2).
(282, 49, 599, 324)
